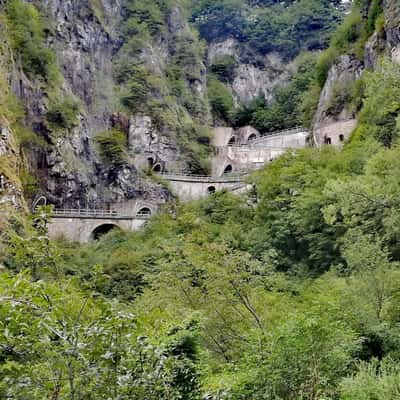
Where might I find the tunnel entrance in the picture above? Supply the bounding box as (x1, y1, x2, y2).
(247, 134, 257, 143)
(91, 224, 120, 240)
(137, 207, 152, 217)
(223, 165, 233, 174)
(208, 186, 216, 194)
(153, 164, 162, 173)
(228, 136, 236, 145)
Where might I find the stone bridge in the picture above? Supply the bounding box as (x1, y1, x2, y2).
(47, 206, 153, 243)
(160, 173, 249, 201)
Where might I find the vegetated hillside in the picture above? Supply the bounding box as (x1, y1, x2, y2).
(3, 0, 400, 399)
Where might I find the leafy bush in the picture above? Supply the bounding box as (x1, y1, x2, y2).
(340, 359, 400, 399)
(209, 55, 237, 83)
(358, 59, 400, 147)
(119, 65, 165, 112)
(315, 0, 384, 87)
(6, 0, 60, 82)
(95, 129, 128, 167)
(207, 75, 235, 123)
(46, 95, 80, 131)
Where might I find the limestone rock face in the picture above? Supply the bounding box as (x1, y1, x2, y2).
(0, 126, 24, 211)
(2, 0, 191, 209)
(384, 0, 400, 64)
(208, 38, 291, 104)
(232, 57, 290, 104)
(312, 55, 363, 147)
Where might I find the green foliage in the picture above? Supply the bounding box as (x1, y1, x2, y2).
(5, 0, 60, 82)
(6, 131, 400, 398)
(46, 95, 80, 131)
(95, 129, 128, 167)
(233, 312, 359, 400)
(2, 206, 60, 281)
(0, 270, 202, 399)
(0, 214, 203, 400)
(0, 72, 24, 125)
(315, 0, 384, 87)
(209, 55, 237, 83)
(340, 359, 400, 399)
(358, 59, 400, 147)
(207, 75, 235, 123)
(192, 0, 342, 60)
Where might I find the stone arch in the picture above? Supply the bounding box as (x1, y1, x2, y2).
(153, 163, 162, 173)
(208, 186, 216, 194)
(228, 136, 236, 145)
(91, 223, 121, 240)
(247, 133, 257, 143)
(339, 134, 345, 142)
(137, 207, 152, 217)
(223, 164, 233, 174)
(324, 137, 332, 145)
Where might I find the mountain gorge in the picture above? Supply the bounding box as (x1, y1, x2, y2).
(0, 0, 344, 211)
(3, 0, 400, 399)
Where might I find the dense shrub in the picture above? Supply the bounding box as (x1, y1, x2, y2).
(95, 129, 128, 167)
(315, 0, 384, 88)
(46, 96, 80, 131)
(209, 55, 237, 83)
(207, 75, 235, 123)
(6, 0, 59, 82)
(357, 59, 400, 147)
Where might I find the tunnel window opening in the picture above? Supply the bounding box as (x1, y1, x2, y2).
(223, 165, 233, 174)
(208, 186, 216, 194)
(91, 224, 120, 240)
(153, 164, 162, 173)
(339, 134, 344, 142)
(228, 136, 236, 145)
(137, 207, 152, 217)
(324, 137, 332, 145)
(147, 157, 154, 167)
(247, 134, 257, 143)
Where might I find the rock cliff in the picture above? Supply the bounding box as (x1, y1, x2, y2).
(207, 38, 291, 104)
(312, 0, 400, 147)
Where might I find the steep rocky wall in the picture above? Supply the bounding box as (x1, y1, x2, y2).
(385, 0, 400, 62)
(313, 1, 400, 147)
(312, 55, 362, 147)
(0, 22, 25, 215)
(1, 0, 187, 209)
(28, 0, 127, 208)
(207, 38, 291, 104)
